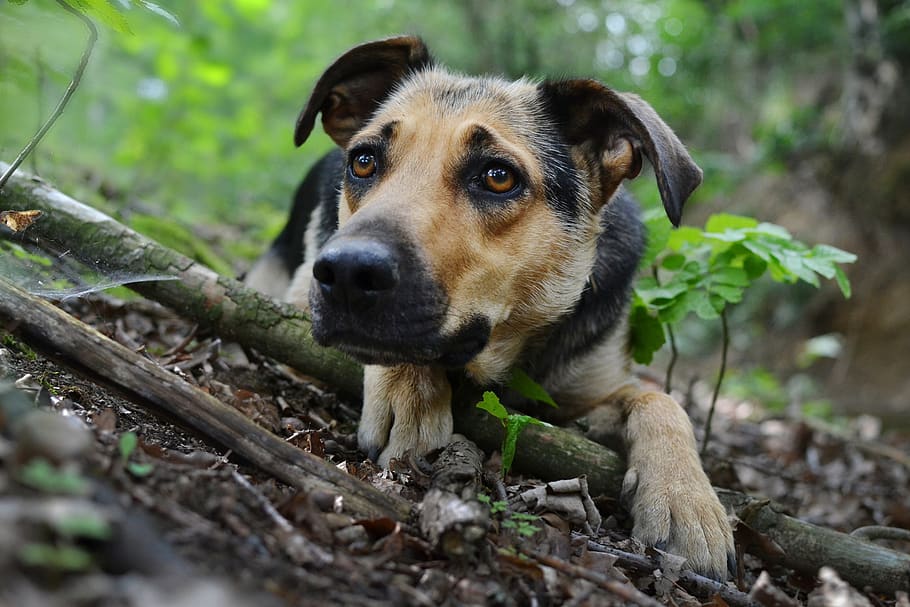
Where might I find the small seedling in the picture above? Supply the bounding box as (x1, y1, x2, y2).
(476, 493, 541, 537)
(118, 432, 154, 477)
(16, 458, 89, 495)
(476, 391, 547, 477)
(18, 542, 94, 572)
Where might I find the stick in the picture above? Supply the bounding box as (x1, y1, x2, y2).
(0, 276, 409, 522)
(0, 164, 363, 395)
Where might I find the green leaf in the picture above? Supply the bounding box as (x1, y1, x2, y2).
(666, 226, 704, 250)
(710, 266, 750, 287)
(54, 513, 112, 540)
(834, 266, 852, 298)
(508, 368, 557, 408)
(661, 253, 686, 270)
(708, 284, 744, 304)
(17, 459, 89, 495)
(66, 0, 133, 34)
(19, 543, 94, 571)
(629, 303, 666, 364)
(690, 290, 721, 319)
(705, 213, 758, 232)
(476, 391, 508, 420)
(501, 415, 544, 475)
(743, 255, 767, 279)
(135, 0, 179, 26)
(640, 210, 672, 269)
(119, 432, 138, 461)
(127, 462, 155, 477)
(810, 243, 857, 265)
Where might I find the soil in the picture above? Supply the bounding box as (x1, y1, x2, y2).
(1, 293, 909, 606)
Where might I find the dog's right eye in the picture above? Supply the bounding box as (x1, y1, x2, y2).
(350, 152, 377, 179)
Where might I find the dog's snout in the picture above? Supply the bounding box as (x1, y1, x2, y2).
(312, 239, 399, 308)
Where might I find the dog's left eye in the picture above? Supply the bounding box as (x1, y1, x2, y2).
(481, 164, 517, 194)
(350, 152, 377, 179)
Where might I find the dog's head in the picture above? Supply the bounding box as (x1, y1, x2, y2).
(296, 36, 701, 381)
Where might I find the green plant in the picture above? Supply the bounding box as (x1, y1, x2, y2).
(118, 432, 154, 477)
(476, 391, 546, 478)
(18, 542, 94, 572)
(17, 458, 90, 495)
(631, 212, 856, 450)
(476, 493, 541, 537)
(475, 370, 558, 477)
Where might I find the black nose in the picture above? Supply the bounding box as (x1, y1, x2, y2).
(312, 239, 399, 309)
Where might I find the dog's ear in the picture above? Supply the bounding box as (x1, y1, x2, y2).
(540, 80, 701, 226)
(294, 36, 432, 148)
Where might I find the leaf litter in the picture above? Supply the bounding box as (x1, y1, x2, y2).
(0, 292, 908, 606)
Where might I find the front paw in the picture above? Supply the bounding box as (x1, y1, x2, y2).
(622, 465, 735, 580)
(358, 365, 453, 468)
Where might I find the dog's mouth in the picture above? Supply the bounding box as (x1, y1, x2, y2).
(311, 312, 491, 367)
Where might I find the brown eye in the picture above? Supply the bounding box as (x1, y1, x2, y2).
(351, 152, 376, 178)
(482, 164, 517, 194)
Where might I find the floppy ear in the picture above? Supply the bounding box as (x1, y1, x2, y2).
(294, 36, 432, 148)
(540, 80, 701, 226)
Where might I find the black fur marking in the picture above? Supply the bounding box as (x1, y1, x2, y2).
(266, 150, 344, 275)
(539, 133, 583, 222)
(525, 190, 644, 376)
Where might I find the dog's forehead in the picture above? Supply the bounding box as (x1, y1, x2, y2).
(372, 68, 543, 135)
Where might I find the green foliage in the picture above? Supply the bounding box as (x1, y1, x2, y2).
(631, 213, 856, 365)
(19, 542, 94, 572)
(507, 368, 557, 408)
(16, 458, 90, 494)
(476, 493, 541, 537)
(476, 391, 546, 477)
(118, 431, 154, 477)
(52, 511, 112, 540)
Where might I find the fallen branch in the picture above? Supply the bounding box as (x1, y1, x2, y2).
(2, 164, 909, 594)
(0, 276, 410, 522)
(0, 163, 362, 395)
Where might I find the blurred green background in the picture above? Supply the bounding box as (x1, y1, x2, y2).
(2, 0, 910, 421)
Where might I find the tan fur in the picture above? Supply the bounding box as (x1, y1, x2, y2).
(613, 386, 733, 578)
(274, 47, 733, 579)
(359, 364, 452, 468)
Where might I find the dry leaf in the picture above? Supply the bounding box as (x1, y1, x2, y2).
(0, 209, 42, 232)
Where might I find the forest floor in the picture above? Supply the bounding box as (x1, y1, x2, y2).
(1, 293, 909, 606)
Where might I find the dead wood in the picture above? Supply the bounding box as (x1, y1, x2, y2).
(0, 276, 410, 522)
(0, 164, 362, 395)
(3, 164, 910, 594)
(418, 436, 488, 557)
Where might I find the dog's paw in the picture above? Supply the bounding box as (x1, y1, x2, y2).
(376, 402, 453, 467)
(359, 365, 453, 468)
(356, 397, 393, 463)
(621, 464, 735, 580)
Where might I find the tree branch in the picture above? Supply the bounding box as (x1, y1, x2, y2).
(0, 1, 97, 190)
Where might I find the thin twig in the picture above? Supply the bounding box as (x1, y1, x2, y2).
(664, 324, 678, 394)
(528, 550, 664, 607)
(650, 267, 678, 393)
(578, 534, 758, 607)
(0, 0, 97, 190)
(701, 308, 729, 456)
(851, 525, 910, 544)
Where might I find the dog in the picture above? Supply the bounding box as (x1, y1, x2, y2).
(245, 36, 734, 579)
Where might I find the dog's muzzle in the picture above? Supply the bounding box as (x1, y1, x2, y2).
(308, 233, 490, 367)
